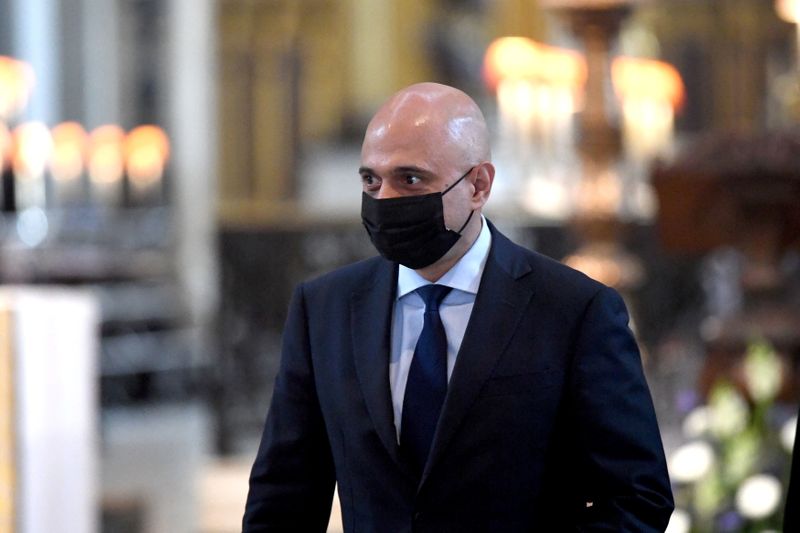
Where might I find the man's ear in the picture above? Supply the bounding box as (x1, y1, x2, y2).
(471, 162, 495, 208)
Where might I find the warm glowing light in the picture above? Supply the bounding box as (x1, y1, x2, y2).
(0, 124, 12, 172)
(562, 242, 644, 289)
(484, 37, 586, 92)
(540, 45, 587, 89)
(12, 122, 53, 181)
(577, 169, 622, 216)
(613, 57, 684, 162)
(88, 125, 125, 185)
(612, 57, 685, 109)
(563, 253, 623, 287)
(484, 37, 542, 91)
(124, 125, 170, 186)
(776, 0, 800, 23)
(50, 122, 88, 183)
(0, 56, 35, 120)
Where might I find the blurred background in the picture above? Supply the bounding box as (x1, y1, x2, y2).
(0, 0, 799, 531)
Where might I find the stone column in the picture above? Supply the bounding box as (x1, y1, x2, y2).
(165, 0, 220, 360)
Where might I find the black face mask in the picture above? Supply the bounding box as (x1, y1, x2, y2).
(361, 168, 475, 269)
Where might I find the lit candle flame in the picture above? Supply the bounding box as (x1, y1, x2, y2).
(0, 56, 36, 121)
(124, 125, 170, 187)
(484, 37, 586, 93)
(13, 122, 53, 181)
(88, 125, 125, 185)
(612, 57, 685, 161)
(50, 122, 88, 183)
(611, 56, 685, 109)
(776, 0, 800, 23)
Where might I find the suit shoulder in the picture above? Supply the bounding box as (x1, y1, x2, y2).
(491, 224, 599, 286)
(488, 221, 606, 300)
(500, 237, 610, 309)
(513, 245, 624, 323)
(530, 249, 604, 294)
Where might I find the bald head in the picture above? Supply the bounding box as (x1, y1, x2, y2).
(363, 83, 491, 166)
(359, 83, 495, 278)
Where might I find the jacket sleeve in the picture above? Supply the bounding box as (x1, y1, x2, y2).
(568, 286, 674, 532)
(242, 283, 336, 532)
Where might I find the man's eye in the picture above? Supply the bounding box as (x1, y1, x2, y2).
(404, 175, 421, 185)
(361, 175, 378, 186)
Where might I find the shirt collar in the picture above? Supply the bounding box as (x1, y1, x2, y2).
(397, 215, 492, 299)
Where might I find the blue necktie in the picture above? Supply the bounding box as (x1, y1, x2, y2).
(401, 284, 452, 476)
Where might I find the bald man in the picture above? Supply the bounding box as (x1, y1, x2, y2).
(243, 83, 673, 532)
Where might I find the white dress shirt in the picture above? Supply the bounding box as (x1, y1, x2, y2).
(389, 217, 492, 440)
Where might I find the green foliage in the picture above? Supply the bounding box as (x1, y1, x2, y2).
(668, 340, 795, 533)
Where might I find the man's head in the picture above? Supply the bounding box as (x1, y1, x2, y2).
(359, 83, 495, 278)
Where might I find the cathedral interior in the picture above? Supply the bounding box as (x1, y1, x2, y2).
(1, 0, 799, 531)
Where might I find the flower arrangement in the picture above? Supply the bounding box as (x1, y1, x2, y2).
(666, 340, 797, 533)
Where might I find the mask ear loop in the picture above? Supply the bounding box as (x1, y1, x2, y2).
(442, 166, 477, 234)
(454, 210, 475, 234)
(442, 166, 475, 195)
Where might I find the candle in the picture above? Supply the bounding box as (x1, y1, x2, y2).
(0, 56, 35, 123)
(485, 37, 586, 218)
(612, 56, 684, 163)
(88, 125, 125, 208)
(12, 122, 52, 210)
(124, 125, 169, 206)
(49, 122, 88, 207)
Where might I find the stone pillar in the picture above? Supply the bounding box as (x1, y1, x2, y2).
(8, 0, 61, 123)
(165, 0, 220, 357)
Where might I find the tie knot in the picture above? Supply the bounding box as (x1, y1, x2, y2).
(416, 284, 452, 312)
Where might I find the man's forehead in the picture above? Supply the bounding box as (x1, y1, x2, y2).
(360, 139, 448, 173)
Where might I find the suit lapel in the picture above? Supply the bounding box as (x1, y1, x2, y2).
(350, 259, 404, 466)
(422, 226, 535, 484)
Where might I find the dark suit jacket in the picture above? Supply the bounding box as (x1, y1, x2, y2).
(243, 223, 674, 532)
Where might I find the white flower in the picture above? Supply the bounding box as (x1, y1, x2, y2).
(735, 474, 782, 519)
(682, 406, 711, 438)
(709, 383, 748, 438)
(743, 341, 782, 403)
(668, 441, 715, 483)
(665, 508, 691, 533)
(781, 416, 797, 453)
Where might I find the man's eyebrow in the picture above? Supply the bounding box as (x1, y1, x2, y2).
(394, 165, 430, 175)
(358, 165, 432, 176)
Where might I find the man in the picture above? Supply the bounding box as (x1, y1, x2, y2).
(243, 83, 674, 531)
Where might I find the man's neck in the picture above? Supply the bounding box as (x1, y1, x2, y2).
(414, 214, 483, 282)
